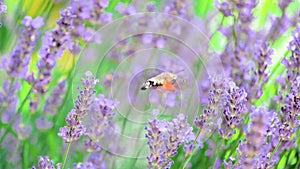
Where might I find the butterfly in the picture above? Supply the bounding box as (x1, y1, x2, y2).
(140, 70, 186, 91)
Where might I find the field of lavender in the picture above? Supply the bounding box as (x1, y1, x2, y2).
(0, 0, 299, 169)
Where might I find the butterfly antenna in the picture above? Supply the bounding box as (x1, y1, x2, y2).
(173, 69, 185, 74)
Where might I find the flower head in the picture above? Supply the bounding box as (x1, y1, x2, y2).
(43, 80, 66, 116)
(32, 156, 61, 169)
(58, 72, 99, 143)
(145, 111, 194, 168)
(236, 107, 271, 168)
(2, 16, 44, 79)
(216, 1, 234, 17)
(84, 94, 118, 152)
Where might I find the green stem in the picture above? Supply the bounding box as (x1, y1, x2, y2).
(212, 139, 223, 168)
(208, 15, 225, 40)
(296, 151, 300, 169)
(53, 54, 76, 128)
(180, 129, 202, 169)
(232, 17, 238, 47)
(62, 143, 71, 169)
(0, 87, 32, 145)
(121, 52, 155, 134)
(270, 139, 282, 160)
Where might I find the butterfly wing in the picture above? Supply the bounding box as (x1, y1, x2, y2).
(162, 81, 176, 91)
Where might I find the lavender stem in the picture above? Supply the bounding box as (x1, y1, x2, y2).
(0, 87, 32, 144)
(62, 142, 71, 169)
(270, 139, 282, 160)
(180, 129, 202, 169)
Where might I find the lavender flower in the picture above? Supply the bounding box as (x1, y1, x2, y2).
(2, 133, 21, 163)
(278, 0, 293, 11)
(32, 156, 61, 169)
(285, 27, 300, 81)
(274, 27, 300, 142)
(145, 111, 194, 169)
(163, 0, 191, 19)
(236, 107, 271, 168)
(0, 1, 7, 27)
(31, 0, 111, 94)
(58, 71, 99, 143)
(267, 1, 297, 40)
(0, 1, 7, 14)
(69, 0, 112, 43)
(115, 2, 137, 15)
(0, 81, 21, 123)
(13, 116, 32, 140)
(74, 162, 96, 169)
(30, 8, 75, 94)
(146, 3, 156, 12)
(36, 117, 53, 130)
(220, 81, 248, 138)
(2, 16, 44, 79)
(74, 153, 107, 169)
(197, 78, 248, 139)
(84, 94, 118, 152)
(43, 80, 67, 116)
(254, 28, 300, 167)
(247, 42, 274, 100)
(235, 1, 257, 24)
(70, 0, 111, 24)
(215, 1, 234, 17)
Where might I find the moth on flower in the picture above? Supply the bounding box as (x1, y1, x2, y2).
(140, 70, 186, 91)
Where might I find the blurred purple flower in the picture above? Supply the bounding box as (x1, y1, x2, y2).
(246, 42, 274, 100)
(43, 80, 66, 116)
(0, 1, 7, 14)
(2, 133, 21, 163)
(0, 81, 21, 123)
(155, 38, 165, 49)
(13, 116, 32, 140)
(32, 156, 61, 169)
(84, 94, 118, 152)
(146, 3, 156, 12)
(0, 0, 7, 27)
(74, 162, 96, 169)
(36, 117, 53, 131)
(31, 8, 75, 94)
(215, 1, 234, 17)
(278, 0, 293, 10)
(165, 93, 177, 107)
(142, 34, 154, 45)
(115, 2, 137, 15)
(163, 0, 191, 19)
(2, 16, 43, 79)
(99, 12, 112, 24)
(236, 107, 271, 168)
(74, 153, 107, 169)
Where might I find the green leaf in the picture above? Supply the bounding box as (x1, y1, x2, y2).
(253, 0, 273, 29)
(22, 141, 30, 169)
(278, 153, 287, 169)
(209, 31, 227, 53)
(194, 0, 214, 18)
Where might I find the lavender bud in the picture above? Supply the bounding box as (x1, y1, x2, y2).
(215, 1, 234, 17)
